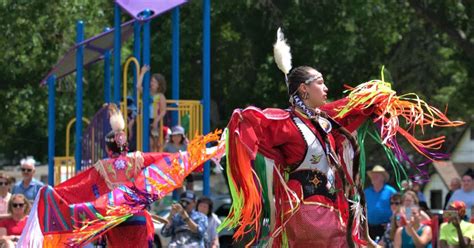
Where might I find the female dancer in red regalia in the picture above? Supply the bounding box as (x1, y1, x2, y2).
(220, 28, 463, 247)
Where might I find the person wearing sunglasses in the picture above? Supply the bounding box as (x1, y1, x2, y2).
(0, 194, 31, 248)
(380, 193, 402, 248)
(0, 173, 12, 217)
(393, 192, 433, 248)
(11, 156, 43, 202)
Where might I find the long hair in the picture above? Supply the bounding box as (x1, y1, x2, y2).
(152, 73, 167, 94)
(402, 190, 420, 206)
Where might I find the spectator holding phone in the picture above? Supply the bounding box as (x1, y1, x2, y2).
(439, 201, 474, 248)
(161, 191, 208, 247)
(402, 190, 431, 222)
(394, 192, 433, 248)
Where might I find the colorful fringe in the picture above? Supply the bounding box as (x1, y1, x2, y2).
(219, 129, 263, 244)
(64, 130, 224, 247)
(357, 121, 409, 188)
(337, 75, 464, 181)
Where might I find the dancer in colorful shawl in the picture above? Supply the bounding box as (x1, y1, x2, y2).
(18, 104, 224, 247)
(219, 28, 463, 247)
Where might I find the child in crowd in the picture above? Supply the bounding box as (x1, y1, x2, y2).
(137, 65, 168, 152)
(164, 125, 193, 191)
(163, 125, 188, 153)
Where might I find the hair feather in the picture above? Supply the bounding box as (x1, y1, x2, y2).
(273, 27, 292, 76)
(108, 104, 125, 132)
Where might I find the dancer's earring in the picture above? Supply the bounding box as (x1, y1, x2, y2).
(303, 92, 309, 100)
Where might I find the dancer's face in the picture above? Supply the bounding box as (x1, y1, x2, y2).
(299, 68, 328, 108)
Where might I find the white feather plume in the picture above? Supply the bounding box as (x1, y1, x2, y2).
(273, 27, 292, 76)
(109, 104, 125, 132)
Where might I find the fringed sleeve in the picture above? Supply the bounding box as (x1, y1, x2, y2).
(219, 107, 303, 246)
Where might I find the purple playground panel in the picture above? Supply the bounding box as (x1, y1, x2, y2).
(81, 105, 110, 168)
(40, 1, 189, 84)
(115, 0, 187, 20)
(40, 20, 135, 84)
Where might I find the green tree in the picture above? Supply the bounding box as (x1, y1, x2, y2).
(0, 0, 471, 168)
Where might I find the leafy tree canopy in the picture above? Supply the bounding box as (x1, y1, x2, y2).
(0, 0, 472, 167)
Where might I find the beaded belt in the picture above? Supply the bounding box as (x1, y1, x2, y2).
(288, 169, 336, 202)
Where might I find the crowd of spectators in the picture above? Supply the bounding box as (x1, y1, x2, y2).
(365, 165, 474, 248)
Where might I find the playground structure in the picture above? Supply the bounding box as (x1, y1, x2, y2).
(44, 0, 213, 196)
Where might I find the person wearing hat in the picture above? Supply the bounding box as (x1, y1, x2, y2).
(164, 125, 195, 191)
(439, 201, 474, 247)
(163, 125, 188, 153)
(365, 165, 397, 241)
(161, 191, 208, 247)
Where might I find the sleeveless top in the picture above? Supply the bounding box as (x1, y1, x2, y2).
(149, 94, 161, 119)
(401, 224, 432, 248)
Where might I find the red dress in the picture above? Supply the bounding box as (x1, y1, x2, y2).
(225, 101, 371, 247)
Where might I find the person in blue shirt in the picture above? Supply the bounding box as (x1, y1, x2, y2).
(365, 165, 397, 241)
(12, 157, 43, 202)
(162, 191, 208, 248)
